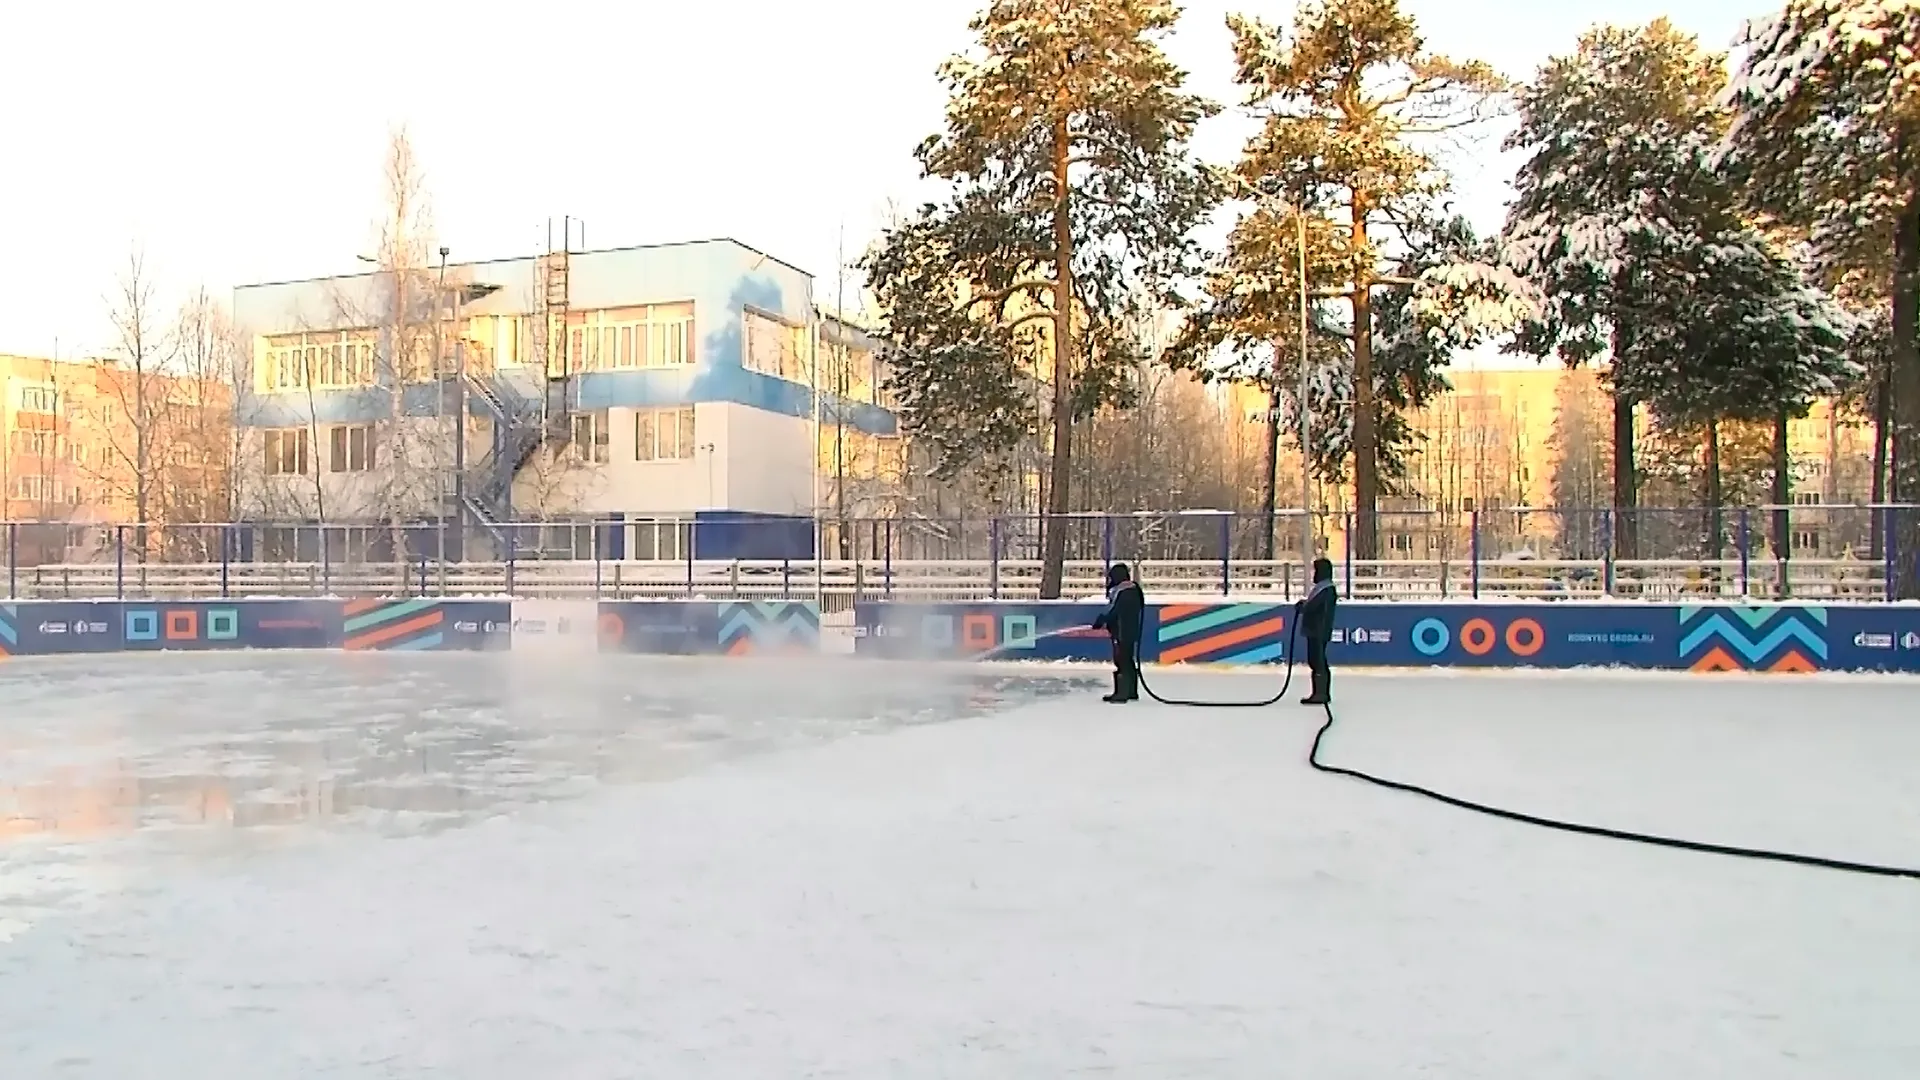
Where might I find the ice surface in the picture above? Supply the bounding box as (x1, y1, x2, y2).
(3, 654, 1919, 1078)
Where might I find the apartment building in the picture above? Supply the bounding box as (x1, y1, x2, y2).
(230, 237, 902, 561)
(0, 352, 233, 564)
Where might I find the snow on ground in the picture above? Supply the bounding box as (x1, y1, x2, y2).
(2, 653, 1918, 1078)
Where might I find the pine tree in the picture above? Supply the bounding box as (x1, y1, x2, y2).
(1224, 0, 1510, 559)
(1502, 20, 1738, 559)
(863, 0, 1218, 598)
(1719, 0, 1920, 595)
(1161, 198, 1351, 557)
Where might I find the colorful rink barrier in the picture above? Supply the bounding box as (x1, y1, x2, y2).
(0, 598, 1914, 673)
(849, 600, 1920, 674)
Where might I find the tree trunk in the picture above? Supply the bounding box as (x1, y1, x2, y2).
(1891, 161, 1920, 598)
(1870, 366, 1890, 560)
(1772, 408, 1792, 599)
(1349, 197, 1378, 562)
(1704, 419, 1722, 561)
(1038, 116, 1074, 600)
(1610, 392, 1637, 559)
(1260, 369, 1281, 562)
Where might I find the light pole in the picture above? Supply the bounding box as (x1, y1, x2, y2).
(1294, 203, 1313, 568)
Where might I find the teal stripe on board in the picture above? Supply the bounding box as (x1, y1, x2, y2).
(1157, 604, 1278, 641)
(344, 598, 437, 634)
(385, 632, 444, 651)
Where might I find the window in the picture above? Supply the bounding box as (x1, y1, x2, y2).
(10, 475, 62, 502)
(634, 406, 697, 461)
(261, 330, 378, 392)
(11, 430, 56, 457)
(1794, 491, 1820, 506)
(17, 385, 57, 413)
(630, 518, 688, 560)
(1793, 529, 1819, 551)
(329, 424, 375, 472)
(570, 411, 611, 464)
(746, 308, 808, 381)
(264, 428, 310, 475)
(569, 303, 696, 372)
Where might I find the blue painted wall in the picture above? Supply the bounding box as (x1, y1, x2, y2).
(232, 239, 896, 436)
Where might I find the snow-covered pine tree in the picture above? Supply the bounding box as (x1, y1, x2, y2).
(861, 0, 1218, 598)
(1503, 20, 1746, 560)
(1636, 235, 1856, 570)
(1719, 0, 1920, 595)
(1161, 195, 1351, 558)
(1225, 0, 1510, 559)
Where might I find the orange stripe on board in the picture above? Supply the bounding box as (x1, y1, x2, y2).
(1158, 604, 1210, 622)
(343, 598, 384, 616)
(1689, 646, 1741, 672)
(1159, 617, 1285, 665)
(1769, 650, 1817, 673)
(727, 637, 754, 656)
(343, 611, 443, 650)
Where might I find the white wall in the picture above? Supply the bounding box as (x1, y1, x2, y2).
(517, 401, 813, 519)
(719, 402, 814, 515)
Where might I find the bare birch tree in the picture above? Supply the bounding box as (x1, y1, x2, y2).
(96, 249, 175, 560)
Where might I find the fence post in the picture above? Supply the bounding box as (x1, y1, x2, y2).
(883, 519, 893, 599)
(505, 527, 517, 597)
(219, 525, 231, 599)
(1601, 509, 1615, 597)
(592, 518, 604, 598)
(989, 517, 1001, 600)
(1470, 510, 1481, 599)
(1219, 514, 1231, 596)
(1101, 515, 1114, 572)
(6, 521, 15, 599)
(1888, 510, 1899, 602)
(1737, 509, 1751, 597)
(115, 525, 126, 600)
(1343, 512, 1353, 596)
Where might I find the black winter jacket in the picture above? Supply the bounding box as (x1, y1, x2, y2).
(1094, 580, 1145, 645)
(1297, 576, 1337, 644)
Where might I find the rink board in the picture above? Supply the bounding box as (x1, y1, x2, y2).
(851, 601, 1920, 674)
(0, 598, 1914, 672)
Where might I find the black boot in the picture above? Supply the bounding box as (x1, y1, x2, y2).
(1103, 672, 1122, 703)
(1300, 671, 1329, 705)
(1120, 670, 1140, 702)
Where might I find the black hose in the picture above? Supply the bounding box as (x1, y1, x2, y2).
(1135, 617, 1920, 881)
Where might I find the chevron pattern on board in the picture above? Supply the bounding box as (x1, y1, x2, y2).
(1677, 605, 1827, 672)
(0, 603, 14, 658)
(719, 601, 820, 655)
(1154, 603, 1288, 665)
(342, 598, 446, 651)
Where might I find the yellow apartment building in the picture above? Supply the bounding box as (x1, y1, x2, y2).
(0, 353, 232, 564)
(1221, 365, 1883, 561)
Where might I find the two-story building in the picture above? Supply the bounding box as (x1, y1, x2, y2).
(230, 237, 900, 561)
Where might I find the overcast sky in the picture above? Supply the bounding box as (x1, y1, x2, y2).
(1, 0, 1761, 360)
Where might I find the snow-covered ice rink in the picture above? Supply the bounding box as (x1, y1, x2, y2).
(3, 652, 1918, 1078)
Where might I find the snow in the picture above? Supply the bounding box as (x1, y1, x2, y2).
(5, 652, 1920, 1077)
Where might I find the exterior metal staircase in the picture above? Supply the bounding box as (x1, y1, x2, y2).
(450, 217, 578, 552)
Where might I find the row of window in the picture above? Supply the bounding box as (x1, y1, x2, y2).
(564, 407, 699, 463)
(7, 475, 83, 504)
(263, 425, 376, 476)
(9, 429, 91, 465)
(260, 332, 381, 393)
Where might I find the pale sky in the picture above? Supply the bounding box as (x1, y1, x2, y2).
(1, 0, 1765, 360)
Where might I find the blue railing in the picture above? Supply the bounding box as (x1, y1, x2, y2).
(2, 506, 1914, 601)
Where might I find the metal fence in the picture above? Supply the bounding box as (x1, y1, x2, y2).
(2, 506, 1915, 605)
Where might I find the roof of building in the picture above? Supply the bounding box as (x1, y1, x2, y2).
(234, 237, 812, 292)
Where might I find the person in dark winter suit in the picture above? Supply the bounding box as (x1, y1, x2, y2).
(1294, 557, 1337, 705)
(1091, 562, 1145, 703)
